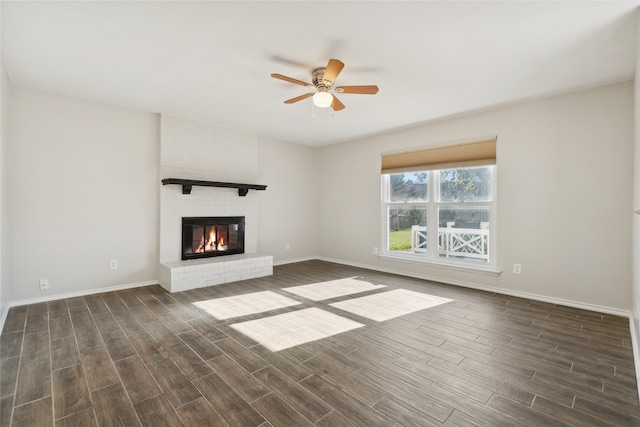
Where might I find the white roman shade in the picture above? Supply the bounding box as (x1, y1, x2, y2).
(381, 138, 496, 174)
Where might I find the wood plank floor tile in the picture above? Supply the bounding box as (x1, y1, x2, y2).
(0, 356, 19, 397)
(51, 336, 80, 371)
(147, 357, 202, 407)
(11, 396, 53, 427)
(315, 410, 360, 427)
(102, 294, 129, 314)
(113, 356, 162, 404)
(1, 395, 14, 426)
(65, 297, 88, 312)
(0, 331, 23, 359)
(91, 383, 141, 427)
(52, 364, 92, 419)
(69, 309, 94, 330)
(214, 337, 269, 373)
(102, 329, 137, 361)
(111, 310, 149, 336)
(373, 395, 444, 427)
(573, 394, 640, 423)
(81, 347, 121, 392)
(1, 307, 27, 334)
(531, 396, 614, 427)
(128, 331, 169, 365)
(444, 409, 492, 427)
(427, 357, 535, 406)
(74, 325, 105, 356)
(303, 356, 384, 406)
(252, 365, 331, 423)
(165, 341, 213, 381)
(175, 396, 230, 427)
(49, 315, 74, 341)
(207, 354, 271, 402)
(84, 295, 109, 315)
(300, 374, 393, 427)
(143, 320, 182, 347)
(156, 312, 194, 334)
(55, 407, 98, 427)
(134, 394, 185, 427)
(92, 312, 121, 335)
(24, 312, 49, 335)
(251, 393, 315, 426)
(353, 367, 454, 422)
(192, 372, 265, 427)
(249, 344, 313, 382)
(187, 318, 227, 341)
(178, 330, 223, 361)
(393, 356, 494, 404)
(47, 299, 69, 319)
(487, 395, 573, 427)
(14, 356, 51, 406)
(21, 330, 49, 361)
(116, 290, 144, 308)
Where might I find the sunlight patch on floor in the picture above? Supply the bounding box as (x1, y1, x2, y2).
(282, 277, 386, 301)
(192, 291, 302, 320)
(230, 307, 365, 351)
(330, 289, 453, 321)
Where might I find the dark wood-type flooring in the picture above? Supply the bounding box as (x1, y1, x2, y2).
(1, 260, 639, 426)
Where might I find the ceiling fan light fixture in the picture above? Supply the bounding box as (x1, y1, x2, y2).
(313, 90, 333, 108)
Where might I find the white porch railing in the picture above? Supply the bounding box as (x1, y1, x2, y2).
(411, 225, 489, 261)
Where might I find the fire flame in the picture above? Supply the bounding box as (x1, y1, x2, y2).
(217, 236, 226, 251)
(195, 235, 205, 253)
(206, 229, 217, 252)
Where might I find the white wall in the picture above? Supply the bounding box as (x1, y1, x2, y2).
(632, 42, 640, 359)
(8, 86, 160, 302)
(257, 136, 317, 264)
(318, 81, 634, 312)
(0, 62, 8, 321)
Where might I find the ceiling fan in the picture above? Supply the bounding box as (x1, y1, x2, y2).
(271, 59, 379, 111)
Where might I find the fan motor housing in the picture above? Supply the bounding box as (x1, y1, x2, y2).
(312, 67, 330, 88)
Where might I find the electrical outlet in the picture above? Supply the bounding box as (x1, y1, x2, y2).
(513, 264, 522, 275)
(110, 259, 118, 270)
(373, 246, 378, 255)
(285, 243, 290, 251)
(39, 279, 49, 290)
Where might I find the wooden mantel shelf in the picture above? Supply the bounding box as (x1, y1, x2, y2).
(162, 178, 267, 196)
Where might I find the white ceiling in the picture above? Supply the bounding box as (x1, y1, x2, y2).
(2, 1, 638, 147)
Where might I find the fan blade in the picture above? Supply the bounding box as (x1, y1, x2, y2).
(335, 85, 379, 95)
(284, 93, 313, 104)
(331, 95, 345, 111)
(322, 59, 344, 85)
(271, 73, 314, 87)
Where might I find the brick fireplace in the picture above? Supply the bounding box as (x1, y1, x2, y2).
(158, 115, 273, 293)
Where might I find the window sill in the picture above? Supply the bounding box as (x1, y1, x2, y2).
(378, 253, 501, 277)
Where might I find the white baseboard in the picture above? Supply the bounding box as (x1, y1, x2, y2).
(7, 280, 158, 309)
(316, 256, 631, 318)
(629, 317, 640, 401)
(0, 279, 159, 333)
(0, 306, 8, 336)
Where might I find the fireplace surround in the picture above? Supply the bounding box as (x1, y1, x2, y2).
(182, 216, 245, 260)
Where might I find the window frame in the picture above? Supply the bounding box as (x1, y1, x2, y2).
(380, 165, 497, 271)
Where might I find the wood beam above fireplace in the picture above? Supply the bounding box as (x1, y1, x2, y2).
(161, 178, 267, 196)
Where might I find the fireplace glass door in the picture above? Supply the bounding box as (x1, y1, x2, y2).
(182, 217, 244, 260)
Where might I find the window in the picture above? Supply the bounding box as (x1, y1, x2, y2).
(381, 140, 496, 268)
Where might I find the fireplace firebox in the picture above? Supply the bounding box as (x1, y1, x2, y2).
(182, 217, 245, 260)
